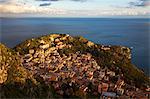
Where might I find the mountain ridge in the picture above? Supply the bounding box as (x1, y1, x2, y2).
(0, 34, 149, 98)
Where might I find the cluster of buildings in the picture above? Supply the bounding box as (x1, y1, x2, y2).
(21, 34, 149, 98)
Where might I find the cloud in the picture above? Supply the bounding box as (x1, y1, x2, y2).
(0, 4, 63, 15)
(35, 0, 87, 2)
(39, 3, 51, 6)
(71, 0, 87, 1)
(36, 0, 87, 6)
(0, 0, 6, 3)
(36, 0, 88, 7)
(0, 0, 18, 3)
(129, 0, 150, 7)
(1, 4, 149, 16)
(36, 0, 59, 1)
(0, 0, 149, 17)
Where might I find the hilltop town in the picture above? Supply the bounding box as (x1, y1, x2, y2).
(0, 34, 150, 98)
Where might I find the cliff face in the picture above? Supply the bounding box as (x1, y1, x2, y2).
(0, 34, 149, 98)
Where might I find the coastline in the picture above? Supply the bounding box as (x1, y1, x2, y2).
(0, 34, 149, 98)
(1, 18, 149, 74)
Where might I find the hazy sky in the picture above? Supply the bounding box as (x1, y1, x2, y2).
(0, 0, 150, 17)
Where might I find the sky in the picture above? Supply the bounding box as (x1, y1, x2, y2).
(0, 0, 150, 17)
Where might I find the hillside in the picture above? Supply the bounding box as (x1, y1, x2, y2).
(0, 34, 149, 98)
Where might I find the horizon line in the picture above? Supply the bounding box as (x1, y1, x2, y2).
(0, 15, 150, 19)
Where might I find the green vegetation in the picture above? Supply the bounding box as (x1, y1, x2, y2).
(0, 43, 55, 98)
(0, 43, 28, 84)
(1, 34, 149, 98)
(14, 33, 65, 55)
(57, 36, 150, 88)
(1, 78, 54, 98)
(14, 34, 149, 88)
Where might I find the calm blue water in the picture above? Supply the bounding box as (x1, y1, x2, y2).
(0, 18, 149, 74)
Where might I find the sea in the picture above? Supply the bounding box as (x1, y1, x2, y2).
(0, 17, 149, 75)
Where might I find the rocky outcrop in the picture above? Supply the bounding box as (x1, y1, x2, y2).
(0, 43, 31, 84)
(0, 34, 150, 98)
(0, 43, 54, 98)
